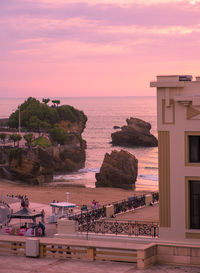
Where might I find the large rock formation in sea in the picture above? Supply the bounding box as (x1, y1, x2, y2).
(111, 117, 158, 147)
(95, 150, 138, 190)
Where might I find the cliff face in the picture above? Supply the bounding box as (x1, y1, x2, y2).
(9, 147, 54, 184)
(0, 140, 86, 184)
(46, 139, 86, 173)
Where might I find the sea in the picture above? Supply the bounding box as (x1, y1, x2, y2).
(0, 96, 158, 191)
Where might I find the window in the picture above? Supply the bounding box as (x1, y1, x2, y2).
(189, 136, 200, 163)
(190, 180, 200, 229)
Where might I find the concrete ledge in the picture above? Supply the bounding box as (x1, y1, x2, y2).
(137, 244, 157, 269)
(3, 231, 200, 268)
(137, 242, 200, 269)
(57, 219, 77, 235)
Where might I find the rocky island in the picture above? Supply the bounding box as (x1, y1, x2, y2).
(111, 117, 158, 147)
(95, 150, 138, 190)
(0, 97, 87, 184)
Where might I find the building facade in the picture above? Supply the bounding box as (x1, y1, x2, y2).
(151, 75, 200, 242)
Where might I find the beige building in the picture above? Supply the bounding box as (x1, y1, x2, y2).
(151, 75, 200, 243)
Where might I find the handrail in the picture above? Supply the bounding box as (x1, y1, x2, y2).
(78, 219, 159, 237)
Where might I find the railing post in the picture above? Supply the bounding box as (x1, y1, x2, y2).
(153, 225, 157, 238)
(102, 220, 105, 234)
(106, 204, 114, 218)
(40, 244, 46, 257)
(137, 249, 145, 269)
(136, 221, 138, 236)
(137, 245, 157, 269)
(145, 194, 153, 206)
(11, 242, 17, 253)
(128, 221, 132, 236)
(26, 238, 40, 257)
(86, 247, 96, 260)
(95, 221, 98, 233)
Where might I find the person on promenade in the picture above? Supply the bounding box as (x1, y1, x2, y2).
(24, 196, 29, 207)
(38, 221, 45, 236)
(21, 197, 25, 208)
(91, 200, 96, 210)
(95, 201, 99, 209)
(41, 209, 45, 223)
(81, 205, 88, 211)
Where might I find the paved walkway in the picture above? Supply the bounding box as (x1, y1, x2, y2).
(0, 255, 199, 273)
(115, 203, 159, 222)
(0, 194, 20, 205)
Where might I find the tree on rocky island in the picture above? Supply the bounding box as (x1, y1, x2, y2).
(42, 98, 50, 104)
(9, 134, 22, 147)
(52, 100, 60, 108)
(28, 116, 42, 132)
(49, 127, 69, 145)
(24, 133, 34, 148)
(0, 133, 7, 146)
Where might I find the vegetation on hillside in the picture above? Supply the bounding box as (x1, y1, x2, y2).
(23, 133, 34, 148)
(9, 134, 22, 147)
(9, 148, 22, 166)
(31, 136, 51, 148)
(0, 133, 6, 145)
(49, 127, 70, 145)
(8, 97, 87, 133)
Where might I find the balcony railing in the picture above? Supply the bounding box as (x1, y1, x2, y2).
(78, 219, 159, 237)
(70, 192, 159, 233)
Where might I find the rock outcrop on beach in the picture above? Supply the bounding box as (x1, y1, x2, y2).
(48, 139, 86, 173)
(0, 139, 86, 184)
(95, 150, 138, 190)
(111, 118, 158, 147)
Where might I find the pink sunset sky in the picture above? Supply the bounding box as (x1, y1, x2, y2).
(1, 0, 200, 97)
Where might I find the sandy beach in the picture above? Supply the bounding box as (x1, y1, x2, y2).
(0, 179, 152, 207)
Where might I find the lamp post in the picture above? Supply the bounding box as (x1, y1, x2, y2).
(18, 106, 21, 134)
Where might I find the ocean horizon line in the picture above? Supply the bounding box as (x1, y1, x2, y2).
(0, 95, 156, 100)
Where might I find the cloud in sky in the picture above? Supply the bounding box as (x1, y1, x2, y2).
(0, 0, 200, 97)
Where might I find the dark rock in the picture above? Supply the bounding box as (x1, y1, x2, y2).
(95, 150, 138, 190)
(0, 166, 14, 180)
(0, 142, 86, 184)
(9, 147, 54, 184)
(113, 126, 121, 129)
(48, 144, 86, 173)
(111, 117, 158, 147)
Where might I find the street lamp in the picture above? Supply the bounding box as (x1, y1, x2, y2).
(18, 106, 21, 134)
